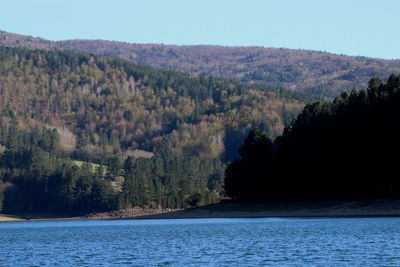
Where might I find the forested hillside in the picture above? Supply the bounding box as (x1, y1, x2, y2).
(1, 30, 400, 97)
(60, 40, 400, 97)
(0, 45, 309, 214)
(0, 46, 307, 161)
(225, 75, 400, 202)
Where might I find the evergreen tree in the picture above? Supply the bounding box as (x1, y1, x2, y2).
(225, 75, 400, 202)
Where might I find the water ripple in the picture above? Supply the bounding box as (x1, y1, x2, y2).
(1, 217, 400, 266)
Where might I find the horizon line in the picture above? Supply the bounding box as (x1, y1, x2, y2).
(1, 29, 399, 61)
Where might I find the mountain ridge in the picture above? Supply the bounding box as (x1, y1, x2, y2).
(2, 30, 400, 97)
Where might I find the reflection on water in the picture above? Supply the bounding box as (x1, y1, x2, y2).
(1, 217, 400, 266)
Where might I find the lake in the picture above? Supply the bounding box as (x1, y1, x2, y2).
(1, 217, 400, 266)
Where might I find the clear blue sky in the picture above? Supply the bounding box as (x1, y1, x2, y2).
(1, 0, 399, 59)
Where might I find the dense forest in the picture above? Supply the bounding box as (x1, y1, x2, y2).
(0, 45, 310, 214)
(225, 75, 400, 201)
(0, 125, 223, 214)
(1, 30, 400, 97)
(0, 46, 309, 162)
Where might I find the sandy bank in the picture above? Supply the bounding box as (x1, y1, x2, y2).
(0, 214, 25, 221)
(0, 213, 83, 222)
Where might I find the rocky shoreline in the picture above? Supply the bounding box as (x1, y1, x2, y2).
(85, 207, 181, 219)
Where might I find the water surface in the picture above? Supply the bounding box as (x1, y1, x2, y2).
(1, 217, 400, 266)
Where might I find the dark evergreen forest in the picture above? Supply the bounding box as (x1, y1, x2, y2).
(225, 75, 400, 202)
(0, 114, 224, 214)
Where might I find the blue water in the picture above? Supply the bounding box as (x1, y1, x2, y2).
(1, 217, 400, 266)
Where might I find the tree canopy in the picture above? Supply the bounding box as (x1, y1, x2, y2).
(225, 75, 400, 201)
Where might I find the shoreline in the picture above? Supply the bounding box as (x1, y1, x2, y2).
(132, 200, 400, 220)
(0, 214, 83, 222)
(2, 200, 400, 222)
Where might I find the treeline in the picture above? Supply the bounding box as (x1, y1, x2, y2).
(119, 154, 224, 209)
(0, 123, 115, 214)
(225, 75, 400, 201)
(0, 123, 224, 214)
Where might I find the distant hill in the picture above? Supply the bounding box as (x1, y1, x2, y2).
(0, 30, 58, 50)
(1, 30, 399, 97)
(59, 41, 400, 97)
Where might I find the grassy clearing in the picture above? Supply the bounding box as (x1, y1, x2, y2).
(72, 160, 107, 175)
(72, 160, 122, 191)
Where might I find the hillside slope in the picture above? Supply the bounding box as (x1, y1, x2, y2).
(1, 30, 399, 97)
(0, 46, 308, 162)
